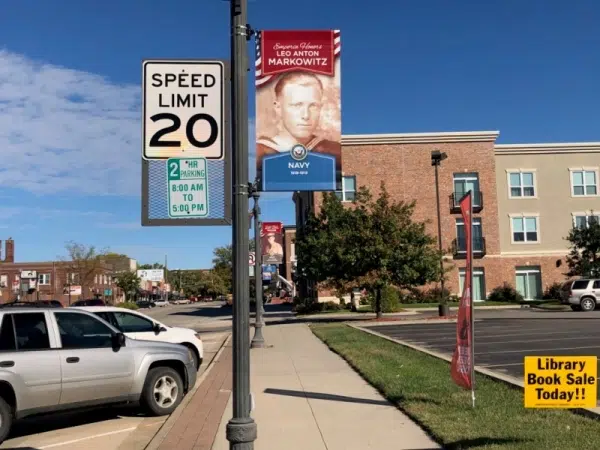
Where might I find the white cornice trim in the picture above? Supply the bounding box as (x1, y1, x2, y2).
(495, 142, 600, 155)
(341, 131, 500, 146)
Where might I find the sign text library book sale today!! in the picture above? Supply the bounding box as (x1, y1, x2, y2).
(524, 356, 597, 408)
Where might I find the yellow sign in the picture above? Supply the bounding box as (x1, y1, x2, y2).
(524, 356, 597, 408)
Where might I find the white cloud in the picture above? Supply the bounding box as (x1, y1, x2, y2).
(0, 206, 115, 222)
(0, 50, 140, 196)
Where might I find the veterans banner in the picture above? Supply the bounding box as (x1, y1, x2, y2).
(261, 222, 284, 264)
(255, 30, 342, 192)
(451, 191, 475, 398)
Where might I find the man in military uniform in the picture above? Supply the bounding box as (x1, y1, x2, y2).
(256, 71, 341, 187)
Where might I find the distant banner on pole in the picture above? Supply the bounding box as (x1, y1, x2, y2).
(451, 191, 473, 390)
(255, 30, 342, 192)
(261, 222, 283, 264)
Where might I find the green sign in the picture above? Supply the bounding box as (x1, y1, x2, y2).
(104, 289, 112, 296)
(167, 158, 209, 218)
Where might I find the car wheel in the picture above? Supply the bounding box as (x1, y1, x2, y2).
(183, 344, 200, 370)
(141, 367, 184, 416)
(580, 297, 596, 312)
(571, 305, 582, 311)
(0, 397, 13, 444)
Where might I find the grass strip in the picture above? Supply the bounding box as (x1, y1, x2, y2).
(311, 323, 600, 450)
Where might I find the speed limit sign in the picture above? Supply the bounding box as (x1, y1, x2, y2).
(249, 252, 256, 266)
(142, 59, 226, 160)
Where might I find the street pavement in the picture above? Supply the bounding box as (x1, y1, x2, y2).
(362, 307, 600, 398)
(0, 304, 231, 450)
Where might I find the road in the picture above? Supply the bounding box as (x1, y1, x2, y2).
(361, 307, 600, 398)
(0, 303, 231, 450)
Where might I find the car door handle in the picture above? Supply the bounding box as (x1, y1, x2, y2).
(66, 357, 79, 364)
(0, 361, 14, 368)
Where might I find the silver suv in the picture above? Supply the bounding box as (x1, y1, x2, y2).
(0, 308, 197, 444)
(562, 279, 600, 311)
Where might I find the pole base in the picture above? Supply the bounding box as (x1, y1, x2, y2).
(250, 325, 266, 348)
(226, 417, 257, 449)
(439, 304, 450, 317)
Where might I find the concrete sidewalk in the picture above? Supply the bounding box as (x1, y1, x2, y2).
(212, 323, 439, 449)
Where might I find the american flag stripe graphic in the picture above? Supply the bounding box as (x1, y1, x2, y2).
(255, 30, 341, 87)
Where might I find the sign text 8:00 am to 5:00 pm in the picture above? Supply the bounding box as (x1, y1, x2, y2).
(167, 158, 209, 218)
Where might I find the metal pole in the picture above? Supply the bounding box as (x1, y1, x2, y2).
(251, 185, 265, 348)
(226, 0, 256, 448)
(434, 162, 446, 316)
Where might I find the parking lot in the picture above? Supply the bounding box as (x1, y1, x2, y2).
(0, 304, 230, 450)
(362, 310, 600, 397)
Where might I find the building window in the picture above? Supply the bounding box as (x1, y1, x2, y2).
(508, 171, 536, 198)
(511, 216, 539, 243)
(335, 176, 356, 202)
(455, 218, 483, 252)
(0, 275, 7, 288)
(515, 266, 542, 300)
(459, 268, 486, 301)
(38, 274, 51, 285)
(571, 169, 598, 196)
(573, 213, 600, 229)
(453, 173, 480, 206)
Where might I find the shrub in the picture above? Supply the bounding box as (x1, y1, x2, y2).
(293, 300, 343, 314)
(117, 302, 139, 310)
(402, 287, 451, 304)
(369, 285, 402, 313)
(543, 282, 565, 300)
(488, 283, 524, 303)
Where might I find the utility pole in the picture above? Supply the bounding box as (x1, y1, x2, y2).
(250, 182, 265, 348)
(226, 0, 256, 448)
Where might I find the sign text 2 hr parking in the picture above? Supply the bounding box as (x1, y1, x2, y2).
(143, 60, 225, 160)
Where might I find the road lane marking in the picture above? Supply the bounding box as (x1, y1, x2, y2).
(476, 344, 600, 355)
(39, 427, 137, 449)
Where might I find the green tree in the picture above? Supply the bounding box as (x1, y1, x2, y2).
(295, 182, 442, 318)
(115, 271, 141, 301)
(566, 217, 600, 277)
(212, 240, 256, 294)
(61, 241, 109, 297)
(138, 263, 165, 269)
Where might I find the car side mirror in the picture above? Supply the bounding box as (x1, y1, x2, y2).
(112, 332, 126, 348)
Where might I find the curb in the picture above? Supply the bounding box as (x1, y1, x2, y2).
(145, 333, 232, 450)
(348, 323, 600, 420)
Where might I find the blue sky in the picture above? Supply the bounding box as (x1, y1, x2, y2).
(1, 0, 599, 269)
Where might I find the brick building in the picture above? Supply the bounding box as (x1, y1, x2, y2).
(0, 239, 120, 305)
(294, 131, 600, 302)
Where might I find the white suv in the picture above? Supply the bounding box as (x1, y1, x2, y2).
(76, 307, 204, 369)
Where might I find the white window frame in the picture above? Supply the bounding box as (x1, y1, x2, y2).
(509, 213, 540, 244)
(572, 211, 600, 228)
(569, 168, 599, 197)
(453, 172, 481, 206)
(506, 169, 537, 199)
(336, 176, 356, 202)
(515, 266, 542, 301)
(458, 268, 486, 302)
(38, 273, 51, 285)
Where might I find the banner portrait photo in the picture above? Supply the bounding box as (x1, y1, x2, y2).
(261, 222, 284, 264)
(255, 30, 342, 192)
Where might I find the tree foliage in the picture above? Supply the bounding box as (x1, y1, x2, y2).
(61, 241, 109, 296)
(167, 269, 228, 298)
(211, 240, 256, 294)
(115, 271, 141, 301)
(138, 262, 165, 269)
(295, 182, 442, 315)
(566, 218, 600, 277)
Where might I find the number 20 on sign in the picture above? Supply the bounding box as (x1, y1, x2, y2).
(167, 158, 209, 218)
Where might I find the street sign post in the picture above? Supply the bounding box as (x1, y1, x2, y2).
(167, 158, 209, 218)
(141, 59, 231, 226)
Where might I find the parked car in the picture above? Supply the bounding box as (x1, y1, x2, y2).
(0, 300, 62, 308)
(78, 306, 204, 370)
(136, 300, 156, 309)
(561, 279, 600, 311)
(154, 299, 170, 307)
(172, 299, 191, 305)
(0, 307, 197, 444)
(71, 298, 106, 307)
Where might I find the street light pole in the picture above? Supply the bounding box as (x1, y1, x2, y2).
(431, 150, 448, 317)
(251, 183, 265, 348)
(226, 0, 256, 448)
